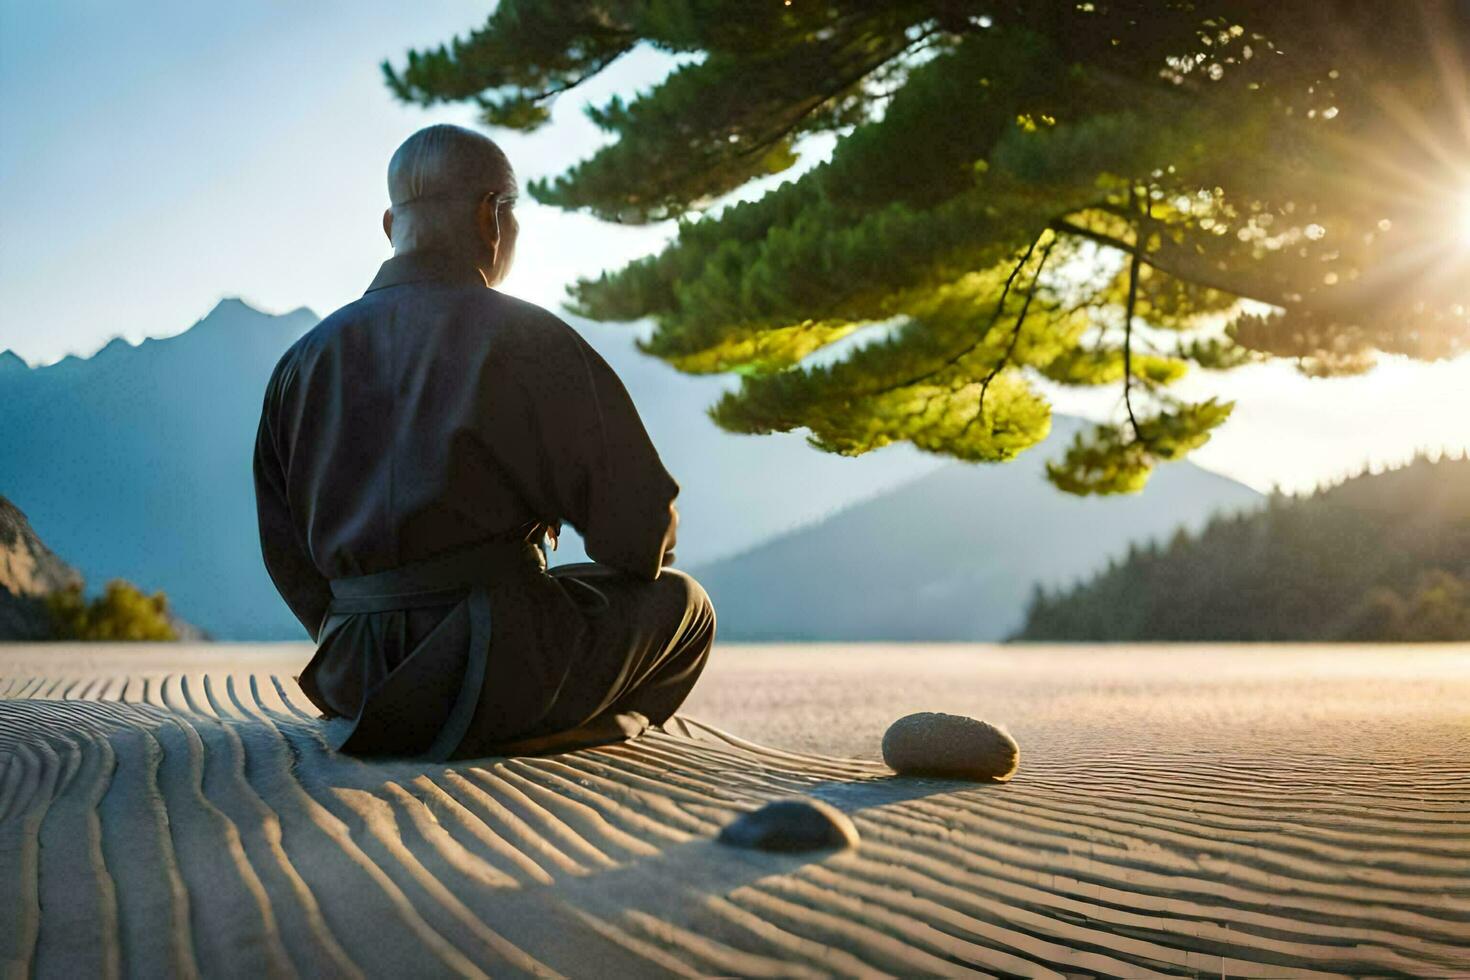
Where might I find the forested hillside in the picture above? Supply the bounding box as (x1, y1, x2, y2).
(1018, 456, 1470, 642)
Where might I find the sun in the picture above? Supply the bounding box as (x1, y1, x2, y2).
(1460, 193, 1470, 248)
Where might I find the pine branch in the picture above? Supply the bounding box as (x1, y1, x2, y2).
(1123, 248, 1142, 439)
(870, 231, 1045, 394)
(525, 52, 628, 106)
(715, 26, 940, 170)
(1048, 217, 1280, 308)
(1121, 192, 1152, 443)
(970, 234, 1058, 431)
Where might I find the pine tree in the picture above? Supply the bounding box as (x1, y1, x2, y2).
(386, 2, 1470, 493)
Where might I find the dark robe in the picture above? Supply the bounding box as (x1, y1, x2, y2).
(253, 249, 709, 759)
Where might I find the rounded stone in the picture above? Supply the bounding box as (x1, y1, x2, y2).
(881, 712, 1020, 782)
(717, 797, 860, 852)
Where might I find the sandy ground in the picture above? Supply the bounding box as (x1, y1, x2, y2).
(686, 643, 1470, 760)
(2, 642, 1467, 977)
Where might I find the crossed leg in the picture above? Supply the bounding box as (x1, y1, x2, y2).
(468, 564, 715, 757)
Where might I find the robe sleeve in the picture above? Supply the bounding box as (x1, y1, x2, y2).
(253, 368, 334, 639)
(501, 321, 679, 581)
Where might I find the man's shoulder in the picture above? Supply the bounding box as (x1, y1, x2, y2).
(275, 297, 359, 357)
(262, 297, 370, 393)
(472, 290, 598, 364)
(270, 289, 407, 365)
(486, 289, 580, 336)
(271, 286, 588, 378)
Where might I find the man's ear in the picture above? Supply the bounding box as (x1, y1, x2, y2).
(476, 196, 501, 255)
(382, 208, 393, 245)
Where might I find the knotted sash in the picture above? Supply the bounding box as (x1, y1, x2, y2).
(321, 535, 539, 761)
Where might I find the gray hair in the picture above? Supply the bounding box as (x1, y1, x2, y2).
(386, 124, 517, 252)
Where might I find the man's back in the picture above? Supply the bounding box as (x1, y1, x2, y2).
(253, 123, 712, 760)
(255, 250, 681, 640)
(268, 269, 573, 579)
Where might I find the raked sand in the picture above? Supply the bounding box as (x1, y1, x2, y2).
(1, 643, 1467, 978)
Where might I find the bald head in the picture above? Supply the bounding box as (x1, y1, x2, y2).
(388, 123, 516, 208)
(383, 124, 519, 285)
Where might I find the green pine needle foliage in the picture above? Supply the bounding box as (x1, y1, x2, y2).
(387, 2, 1470, 494)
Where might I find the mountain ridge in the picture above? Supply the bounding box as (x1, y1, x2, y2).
(1, 297, 942, 638)
(691, 416, 1262, 641)
(1, 300, 321, 638)
(4, 295, 1259, 640)
(3, 297, 319, 370)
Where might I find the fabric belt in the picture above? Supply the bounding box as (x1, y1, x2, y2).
(324, 535, 539, 761)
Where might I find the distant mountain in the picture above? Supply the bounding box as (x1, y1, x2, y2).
(1, 300, 318, 639)
(0, 495, 82, 639)
(1, 298, 942, 639)
(558, 318, 945, 566)
(1017, 456, 1470, 642)
(690, 416, 1263, 641)
(0, 296, 1270, 643)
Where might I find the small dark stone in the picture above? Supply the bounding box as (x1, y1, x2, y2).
(717, 797, 860, 852)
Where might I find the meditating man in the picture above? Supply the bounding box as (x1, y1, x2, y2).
(253, 123, 715, 760)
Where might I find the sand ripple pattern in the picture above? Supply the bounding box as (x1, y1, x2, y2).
(0, 668, 1466, 979)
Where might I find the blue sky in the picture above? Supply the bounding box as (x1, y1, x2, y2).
(2, 1, 1468, 493)
(0, 1, 692, 364)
